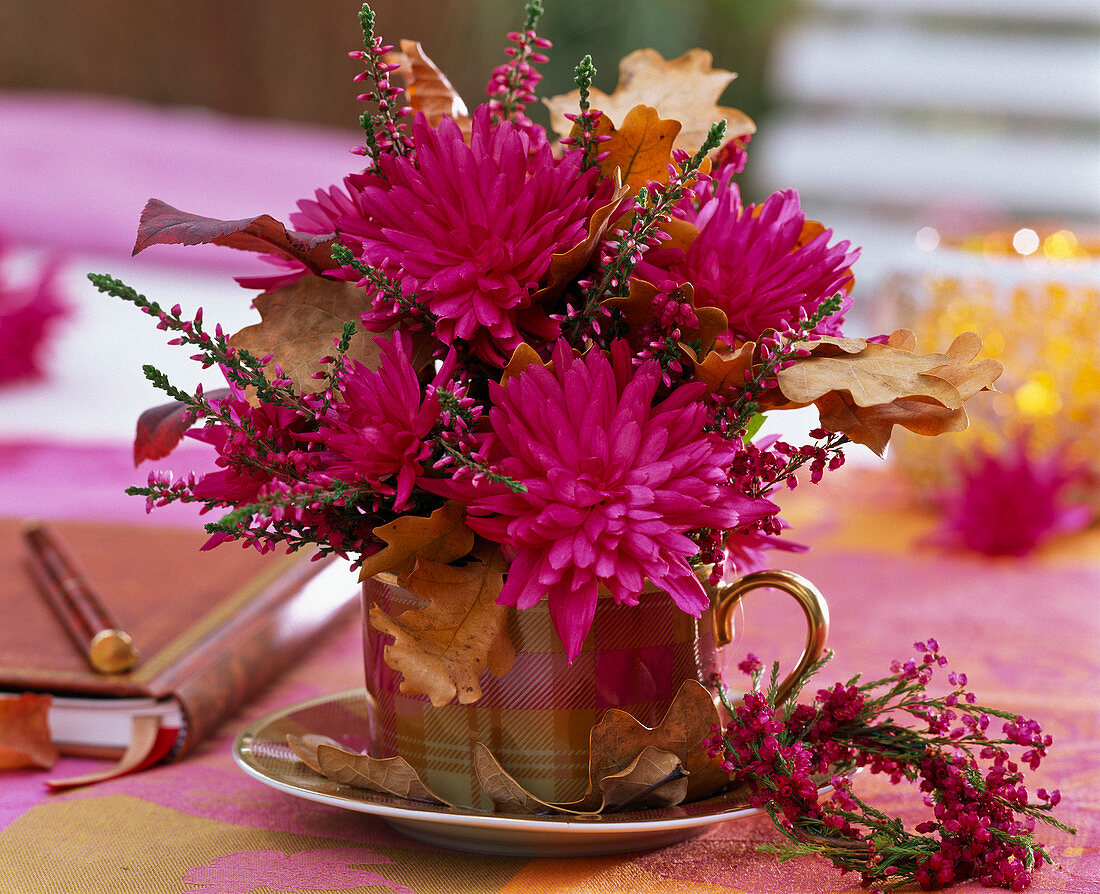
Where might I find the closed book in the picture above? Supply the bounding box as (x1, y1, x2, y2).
(0, 517, 359, 768)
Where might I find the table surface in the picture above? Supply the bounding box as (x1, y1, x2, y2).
(1, 443, 1096, 894)
(1, 91, 1097, 893)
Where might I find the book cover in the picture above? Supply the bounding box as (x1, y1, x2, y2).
(0, 517, 360, 765)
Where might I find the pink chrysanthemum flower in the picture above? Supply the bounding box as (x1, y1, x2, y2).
(636, 184, 859, 344)
(310, 334, 447, 511)
(931, 437, 1093, 557)
(0, 241, 68, 384)
(337, 107, 611, 365)
(431, 339, 765, 660)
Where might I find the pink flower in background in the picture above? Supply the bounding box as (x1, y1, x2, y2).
(338, 108, 611, 365)
(434, 340, 768, 660)
(182, 847, 413, 894)
(0, 240, 68, 384)
(931, 436, 1094, 556)
(636, 184, 858, 345)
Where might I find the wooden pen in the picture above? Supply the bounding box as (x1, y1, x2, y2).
(23, 521, 140, 674)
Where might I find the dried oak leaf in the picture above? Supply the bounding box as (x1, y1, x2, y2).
(314, 742, 452, 805)
(0, 693, 57, 770)
(369, 547, 512, 707)
(810, 331, 1003, 456)
(606, 279, 728, 358)
(132, 388, 230, 465)
(133, 199, 335, 273)
(596, 745, 689, 812)
(545, 49, 755, 155)
(530, 179, 631, 304)
(585, 679, 728, 805)
(286, 733, 340, 774)
(388, 40, 470, 131)
(472, 743, 590, 815)
(776, 336, 958, 409)
(358, 501, 476, 584)
(228, 275, 382, 395)
(592, 105, 683, 191)
(690, 340, 756, 398)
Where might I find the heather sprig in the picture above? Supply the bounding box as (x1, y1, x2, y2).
(486, 0, 551, 132)
(563, 120, 727, 347)
(330, 242, 437, 334)
(708, 645, 1074, 891)
(351, 3, 414, 165)
(559, 55, 607, 171)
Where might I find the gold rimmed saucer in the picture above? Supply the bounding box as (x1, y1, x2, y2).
(233, 689, 839, 857)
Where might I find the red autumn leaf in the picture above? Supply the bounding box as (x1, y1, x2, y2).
(0, 693, 57, 770)
(133, 388, 231, 465)
(132, 199, 337, 273)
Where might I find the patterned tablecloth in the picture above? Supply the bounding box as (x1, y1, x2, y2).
(1, 442, 1097, 894)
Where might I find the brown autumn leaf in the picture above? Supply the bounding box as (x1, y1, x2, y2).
(597, 746, 689, 812)
(545, 48, 755, 156)
(357, 501, 476, 584)
(593, 105, 682, 191)
(0, 693, 57, 770)
(314, 742, 452, 805)
(472, 742, 686, 815)
(606, 279, 728, 358)
(813, 331, 1003, 456)
(369, 547, 512, 706)
(227, 275, 382, 394)
(690, 340, 756, 397)
(500, 342, 549, 385)
(925, 331, 1004, 402)
(776, 336, 959, 409)
(585, 680, 728, 804)
(388, 40, 470, 131)
(133, 199, 336, 273)
(471, 743, 594, 815)
(530, 178, 631, 305)
(286, 733, 341, 774)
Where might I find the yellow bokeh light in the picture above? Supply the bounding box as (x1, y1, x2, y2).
(1014, 377, 1062, 418)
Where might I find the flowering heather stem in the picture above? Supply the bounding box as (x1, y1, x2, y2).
(487, 1, 549, 127)
(563, 55, 604, 171)
(331, 243, 437, 333)
(718, 291, 846, 437)
(709, 646, 1075, 892)
(352, 3, 413, 166)
(564, 120, 726, 347)
(434, 440, 528, 493)
(88, 273, 305, 408)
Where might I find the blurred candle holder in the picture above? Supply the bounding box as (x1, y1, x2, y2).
(874, 224, 1100, 545)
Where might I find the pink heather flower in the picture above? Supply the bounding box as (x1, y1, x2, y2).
(930, 436, 1093, 556)
(337, 107, 612, 365)
(635, 184, 859, 345)
(0, 242, 68, 384)
(723, 523, 808, 579)
(430, 339, 759, 660)
(310, 334, 447, 510)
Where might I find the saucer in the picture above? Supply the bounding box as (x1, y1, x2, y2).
(234, 689, 831, 857)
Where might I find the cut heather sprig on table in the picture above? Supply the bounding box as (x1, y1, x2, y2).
(707, 642, 1074, 891)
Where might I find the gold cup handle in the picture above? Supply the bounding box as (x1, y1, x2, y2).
(712, 569, 830, 705)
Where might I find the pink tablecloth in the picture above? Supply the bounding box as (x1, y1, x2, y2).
(1, 442, 1096, 893)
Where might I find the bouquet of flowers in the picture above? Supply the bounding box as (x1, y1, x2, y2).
(88, 5, 1076, 889)
(92, 1, 1000, 664)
